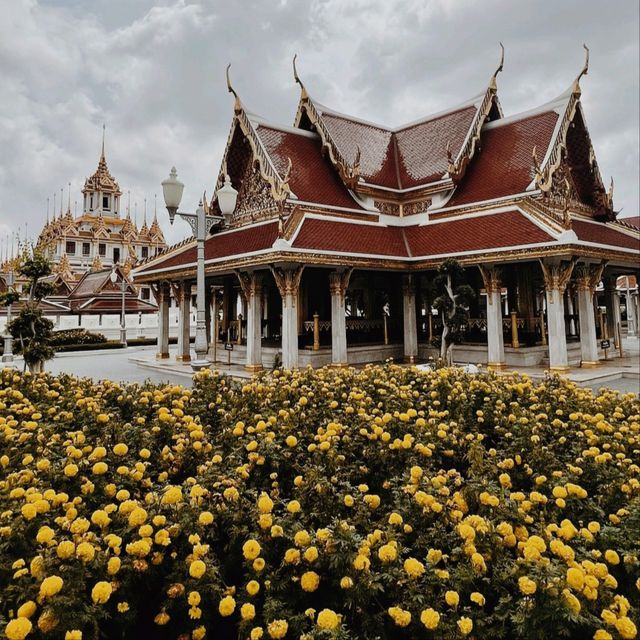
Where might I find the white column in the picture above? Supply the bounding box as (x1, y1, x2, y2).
(626, 291, 637, 337)
(272, 266, 304, 369)
(238, 272, 263, 372)
(479, 266, 505, 369)
(156, 283, 170, 359)
(329, 269, 351, 366)
(402, 275, 418, 363)
(575, 266, 600, 367)
(635, 292, 640, 338)
(176, 281, 191, 362)
(540, 260, 575, 372)
(566, 290, 577, 336)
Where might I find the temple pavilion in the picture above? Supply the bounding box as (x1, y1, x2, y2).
(133, 50, 640, 372)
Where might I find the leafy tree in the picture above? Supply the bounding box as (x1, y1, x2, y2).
(6, 249, 55, 372)
(432, 258, 475, 364)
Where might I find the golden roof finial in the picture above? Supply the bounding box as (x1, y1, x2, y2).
(226, 63, 242, 114)
(101, 123, 106, 160)
(489, 42, 505, 91)
(572, 44, 589, 96)
(293, 53, 308, 100)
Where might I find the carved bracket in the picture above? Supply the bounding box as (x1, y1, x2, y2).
(271, 265, 305, 303)
(329, 267, 353, 297)
(575, 260, 607, 294)
(236, 271, 262, 299)
(478, 265, 502, 302)
(540, 257, 577, 301)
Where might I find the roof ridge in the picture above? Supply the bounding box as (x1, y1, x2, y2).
(483, 93, 570, 130)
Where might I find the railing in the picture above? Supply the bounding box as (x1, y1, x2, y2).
(303, 318, 384, 333)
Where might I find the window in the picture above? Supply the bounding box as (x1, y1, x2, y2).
(66, 241, 75, 255)
(98, 243, 106, 257)
(141, 246, 148, 259)
(113, 248, 120, 264)
(89, 195, 94, 211)
(82, 242, 90, 257)
(141, 288, 150, 300)
(103, 195, 110, 210)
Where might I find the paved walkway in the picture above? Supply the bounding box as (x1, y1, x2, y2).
(4, 339, 638, 395)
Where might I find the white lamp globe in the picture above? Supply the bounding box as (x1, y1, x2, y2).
(216, 174, 238, 225)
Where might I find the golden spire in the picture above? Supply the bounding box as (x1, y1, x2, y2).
(572, 44, 589, 96)
(101, 123, 106, 160)
(488, 42, 504, 91)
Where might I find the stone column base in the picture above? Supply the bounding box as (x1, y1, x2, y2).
(580, 360, 600, 368)
(176, 355, 191, 362)
(156, 353, 170, 360)
(487, 362, 507, 371)
(330, 362, 348, 368)
(549, 366, 570, 373)
(404, 355, 416, 364)
(244, 364, 264, 373)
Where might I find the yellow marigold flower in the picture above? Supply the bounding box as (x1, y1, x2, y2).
(219, 596, 236, 617)
(91, 510, 110, 528)
(39, 575, 64, 598)
(63, 464, 79, 478)
(192, 625, 206, 640)
(246, 580, 260, 596)
(161, 486, 183, 505)
(458, 617, 473, 636)
(253, 558, 266, 572)
(615, 617, 637, 640)
(128, 507, 148, 527)
(250, 627, 264, 640)
(470, 592, 485, 606)
(113, 443, 128, 456)
(445, 590, 459, 607)
(403, 557, 425, 578)
(257, 493, 274, 513)
(243, 539, 262, 561)
(5, 618, 32, 640)
(344, 495, 354, 507)
(198, 511, 214, 526)
(317, 609, 339, 630)
(96, 413, 109, 423)
(303, 546, 319, 563)
(340, 576, 353, 589)
(241, 603, 256, 620)
(388, 606, 411, 627)
(154, 612, 170, 625)
(92, 462, 108, 475)
(604, 550, 620, 565)
(36, 526, 55, 545)
(91, 581, 112, 604)
(563, 589, 581, 615)
(287, 500, 301, 513)
(267, 619, 288, 639)
(301, 571, 320, 592)
(594, 631, 613, 640)
(107, 557, 121, 575)
(378, 543, 397, 563)
(518, 577, 536, 595)
(76, 542, 95, 562)
(420, 608, 440, 630)
(65, 630, 82, 639)
(566, 567, 585, 591)
(471, 552, 487, 572)
(285, 435, 298, 447)
(17, 601, 37, 618)
(188, 591, 201, 606)
(388, 512, 403, 525)
(189, 560, 206, 579)
(294, 530, 311, 547)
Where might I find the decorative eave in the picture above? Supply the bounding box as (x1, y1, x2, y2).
(446, 44, 505, 184)
(530, 46, 613, 220)
(210, 66, 292, 212)
(292, 55, 361, 190)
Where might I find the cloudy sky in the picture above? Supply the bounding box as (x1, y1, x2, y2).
(0, 0, 638, 249)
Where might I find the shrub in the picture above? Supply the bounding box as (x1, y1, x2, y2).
(0, 365, 638, 639)
(50, 329, 108, 347)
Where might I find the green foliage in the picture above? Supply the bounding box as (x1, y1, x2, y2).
(49, 329, 107, 347)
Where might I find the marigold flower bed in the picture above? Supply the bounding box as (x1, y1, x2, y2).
(0, 365, 638, 640)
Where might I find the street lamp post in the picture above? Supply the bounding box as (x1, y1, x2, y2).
(2, 270, 15, 366)
(161, 167, 237, 369)
(110, 267, 127, 346)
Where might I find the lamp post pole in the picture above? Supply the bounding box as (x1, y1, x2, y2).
(120, 275, 127, 346)
(2, 270, 14, 366)
(162, 167, 238, 370)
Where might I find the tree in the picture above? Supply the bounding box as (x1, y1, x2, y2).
(6, 249, 55, 373)
(432, 258, 475, 364)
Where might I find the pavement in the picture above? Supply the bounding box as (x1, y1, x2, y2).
(4, 338, 638, 395)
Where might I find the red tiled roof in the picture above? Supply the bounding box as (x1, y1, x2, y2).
(447, 110, 559, 207)
(405, 210, 554, 256)
(573, 220, 640, 251)
(255, 125, 363, 209)
(318, 106, 477, 189)
(619, 216, 640, 230)
(135, 222, 280, 274)
(293, 218, 409, 257)
(292, 210, 554, 258)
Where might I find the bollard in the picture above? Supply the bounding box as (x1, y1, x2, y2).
(313, 313, 320, 351)
(510, 311, 520, 348)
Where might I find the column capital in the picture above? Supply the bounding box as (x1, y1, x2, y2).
(540, 258, 577, 298)
(236, 271, 263, 299)
(478, 265, 502, 298)
(329, 268, 353, 296)
(574, 261, 607, 294)
(271, 265, 304, 301)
